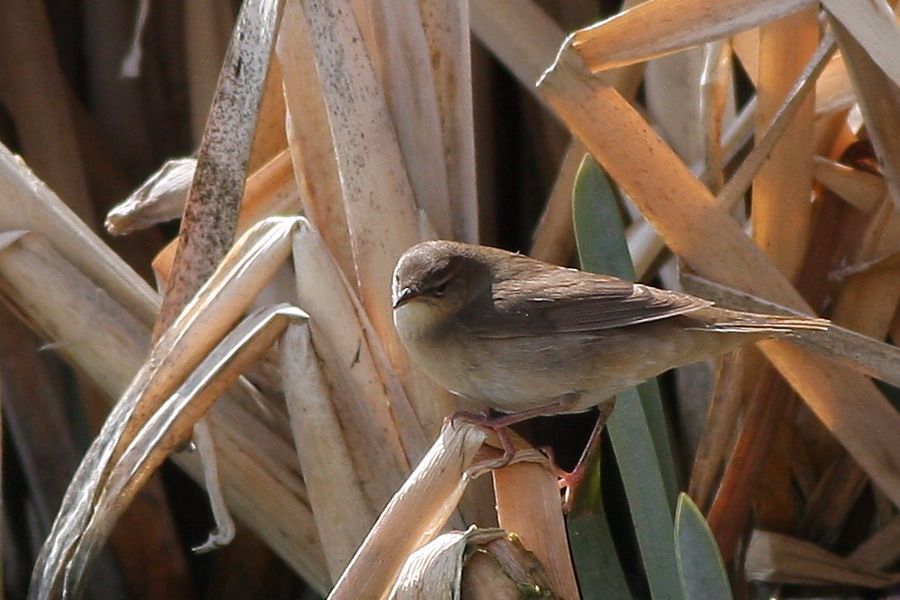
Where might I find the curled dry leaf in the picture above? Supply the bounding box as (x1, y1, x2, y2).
(389, 528, 558, 600)
(25, 217, 319, 599)
(62, 305, 306, 597)
(105, 158, 196, 236)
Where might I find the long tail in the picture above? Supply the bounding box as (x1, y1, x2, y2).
(689, 307, 830, 335)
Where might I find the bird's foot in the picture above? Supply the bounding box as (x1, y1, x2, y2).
(447, 410, 517, 468)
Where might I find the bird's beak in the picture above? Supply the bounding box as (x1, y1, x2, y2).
(392, 286, 419, 309)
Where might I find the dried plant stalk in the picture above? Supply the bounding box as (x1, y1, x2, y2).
(291, 223, 426, 507)
(277, 1, 356, 284)
(0, 144, 157, 325)
(329, 422, 486, 600)
(281, 323, 374, 580)
(494, 462, 579, 600)
(752, 7, 818, 281)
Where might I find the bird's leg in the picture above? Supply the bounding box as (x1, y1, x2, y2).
(559, 400, 616, 512)
(449, 393, 582, 467)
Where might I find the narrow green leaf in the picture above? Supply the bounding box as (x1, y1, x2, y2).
(568, 451, 631, 600)
(573, 156, 683, 600)
(675, 493, 732, 599)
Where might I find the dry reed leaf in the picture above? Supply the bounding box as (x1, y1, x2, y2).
(850, 515, 900, 571)
(105, 158, 197, 235)
(329, 422, 486, 600)
(0, 227, 329, 593)
(0, 144, 157, 325)
(364, 0, 453, 241)
(291, 223, 427, 507)
(745, 530, 900, 588)
(572, 0, 816, 73)
(831, 15, 900, 209)
(814, 155, 886, 213)
(276, 2, 356, 285)
(63, 305, 305, 596)
(300, 0, 454, 437)
(823, 0, 900, 87)
(538, 44, 900, 508)
(628, 96, 757, 280)
(157, 0, 285, 335)
(417, 0, 479, 244)
(0, 0, 93, 224)
(752, 7, 818, 281)
(281, 321, 374, 580)
(0, 231, 150, 394)
(494, 462, 579, 600)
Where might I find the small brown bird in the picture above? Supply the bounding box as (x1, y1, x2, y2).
(392, 241, 827, 467)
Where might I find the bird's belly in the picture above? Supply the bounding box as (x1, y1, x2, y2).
(414, 333, 645, 414)
(400, 315, 728, 415)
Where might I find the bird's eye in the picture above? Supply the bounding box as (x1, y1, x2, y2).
(432, 280, 450, 296)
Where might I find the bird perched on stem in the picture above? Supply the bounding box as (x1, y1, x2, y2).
(391, 241, 828, 493)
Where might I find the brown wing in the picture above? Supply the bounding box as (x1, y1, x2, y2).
(462, 262, 711, 339)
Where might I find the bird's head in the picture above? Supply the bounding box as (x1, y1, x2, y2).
(392, 241, 491, 332)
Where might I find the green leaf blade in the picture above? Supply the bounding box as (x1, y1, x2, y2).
(675, 493, 732, 600)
